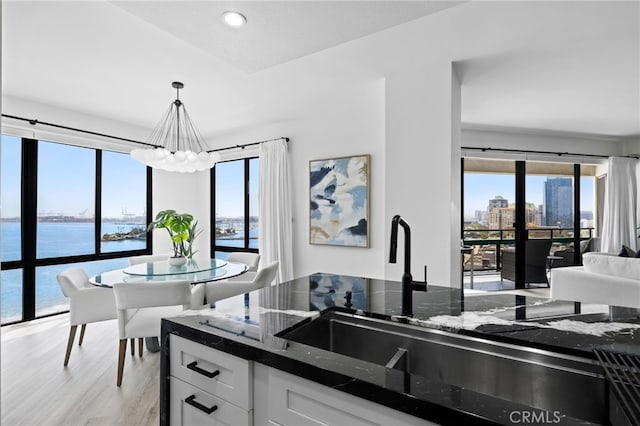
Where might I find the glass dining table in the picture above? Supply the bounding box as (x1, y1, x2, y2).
(89, 257, 248, 287)
(89, 257, 248, 352)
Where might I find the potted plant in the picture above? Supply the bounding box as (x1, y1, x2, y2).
(147, 209, 202, 265)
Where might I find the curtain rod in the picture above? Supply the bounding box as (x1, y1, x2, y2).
(461, 146, 639, 159)
(207, 137, 289, 153)
(1, 113, 155, 147)
(1, 113, 290, 152)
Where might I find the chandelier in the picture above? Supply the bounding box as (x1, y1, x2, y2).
(130, 81, 220, 173)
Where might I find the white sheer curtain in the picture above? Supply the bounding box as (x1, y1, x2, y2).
(637, 160, 640, 249)
(258, 139, 294, 284)
(601, 156, 638, 252)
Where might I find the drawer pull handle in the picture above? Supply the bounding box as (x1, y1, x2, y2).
(187, 361, 220, 379)
(185, 394, 218, 415)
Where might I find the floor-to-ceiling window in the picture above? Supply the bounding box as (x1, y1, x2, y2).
(462, 159, 516, 272)
(211, 158, 259, 259)
(0, 135, 152, 324)
(1, 135, 23, 322)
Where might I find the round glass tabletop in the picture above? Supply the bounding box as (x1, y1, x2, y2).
(90, 260, 247, 287)
(123, 258, 227, 276)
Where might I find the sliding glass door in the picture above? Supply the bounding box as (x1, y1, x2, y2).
(463, 158, 597, 290)
(462, 159, 516, 278)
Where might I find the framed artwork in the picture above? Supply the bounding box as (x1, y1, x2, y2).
(309, 154, 370, 247)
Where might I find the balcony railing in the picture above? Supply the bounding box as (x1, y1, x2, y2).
(462, 227, 594, 272)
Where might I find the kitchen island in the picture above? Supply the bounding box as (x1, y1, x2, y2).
(160, 273, 640, 425)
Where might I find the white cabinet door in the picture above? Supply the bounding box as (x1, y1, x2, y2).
(265, 367, 438, 426)
(170, 376, 251, 426)
(170, 334, 253, 410)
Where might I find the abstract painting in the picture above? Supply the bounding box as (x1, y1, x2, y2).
(309, 154, 369, 247)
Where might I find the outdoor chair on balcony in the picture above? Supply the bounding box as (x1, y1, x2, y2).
(550, 238, 594, 268)
(501, 239, 553, 287)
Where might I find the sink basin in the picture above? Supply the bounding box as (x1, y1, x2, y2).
(277, 309, 607, 424)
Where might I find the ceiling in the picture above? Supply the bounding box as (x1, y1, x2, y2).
(2, 1, 639, 147)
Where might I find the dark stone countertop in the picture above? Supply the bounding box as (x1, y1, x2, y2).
(161, 273, 640, 426)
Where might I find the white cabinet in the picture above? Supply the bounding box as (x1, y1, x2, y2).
(168, 334, 437, 426)
(170, 377, 251, 426)
(169, 335, 252, 426)
(259, 366, 438, 426)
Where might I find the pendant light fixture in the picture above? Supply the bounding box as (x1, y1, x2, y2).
(131, 81, 220, 172)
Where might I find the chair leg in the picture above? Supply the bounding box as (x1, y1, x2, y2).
(117, 339, 127, 387)
(130, 338, 134, 356)
(64, 325, 78, 367)
(138, 338, 143, 357)
(78, 324, 87, 346)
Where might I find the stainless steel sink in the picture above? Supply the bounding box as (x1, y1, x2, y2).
(277, 310, 607, 424)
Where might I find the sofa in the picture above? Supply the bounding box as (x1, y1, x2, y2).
(550, 252, 640, 309)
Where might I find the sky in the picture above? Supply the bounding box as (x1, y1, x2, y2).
(214, 158, 259, 218)
(464, 173, 595, 217)
(1, 135, 147, 218)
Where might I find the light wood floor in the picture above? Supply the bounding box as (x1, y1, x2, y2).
(1, 314, 160, 426)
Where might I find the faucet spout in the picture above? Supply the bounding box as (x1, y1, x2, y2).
(389, 214, 411, 277)
(389, 214, 427, 317)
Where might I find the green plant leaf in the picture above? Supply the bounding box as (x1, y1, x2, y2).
(147, 209, 200, 258)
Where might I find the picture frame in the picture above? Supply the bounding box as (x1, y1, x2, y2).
(309, 154, 370, 247)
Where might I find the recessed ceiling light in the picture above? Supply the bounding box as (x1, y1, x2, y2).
(222, 11, 246, 27)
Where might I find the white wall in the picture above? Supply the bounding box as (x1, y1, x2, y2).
(2, 95, 149, 153)
(151, 169, 211, 259)
(384, 63, 461, 287)
(461, 126, 624, 163)
(623, 136, 640, 157)
(207, 80, 387, 280)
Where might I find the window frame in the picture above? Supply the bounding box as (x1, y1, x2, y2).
(210, 157, 259, 256)
(461, 157, 597, 286)
(0, 136, 153, 325)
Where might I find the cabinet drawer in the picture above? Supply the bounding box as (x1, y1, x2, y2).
(170, 376, 251, 426)
(170, 334, 252, 409)
(267, 368, 435, 426)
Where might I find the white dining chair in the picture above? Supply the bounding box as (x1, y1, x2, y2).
(128, 253, 170, 265)
(56, 267, 117, 366)
(129, 253, 204, 309)
(112, 279, 191, 386)
(226, 252, 261, 272)
(205, 261, 279, 306)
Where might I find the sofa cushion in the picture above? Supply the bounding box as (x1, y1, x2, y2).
(618, 245, 637, 257)
(583, 252, 640, 281)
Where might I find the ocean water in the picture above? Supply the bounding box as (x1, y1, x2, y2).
(1, 222, 259, 323)
(1, 222, 146, 323)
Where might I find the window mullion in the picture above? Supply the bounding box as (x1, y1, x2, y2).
(21, 138, 38, 321)
(573, 164, 581, 265)
(95, 150, 102, 255)
(244, 159, 250, 249)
